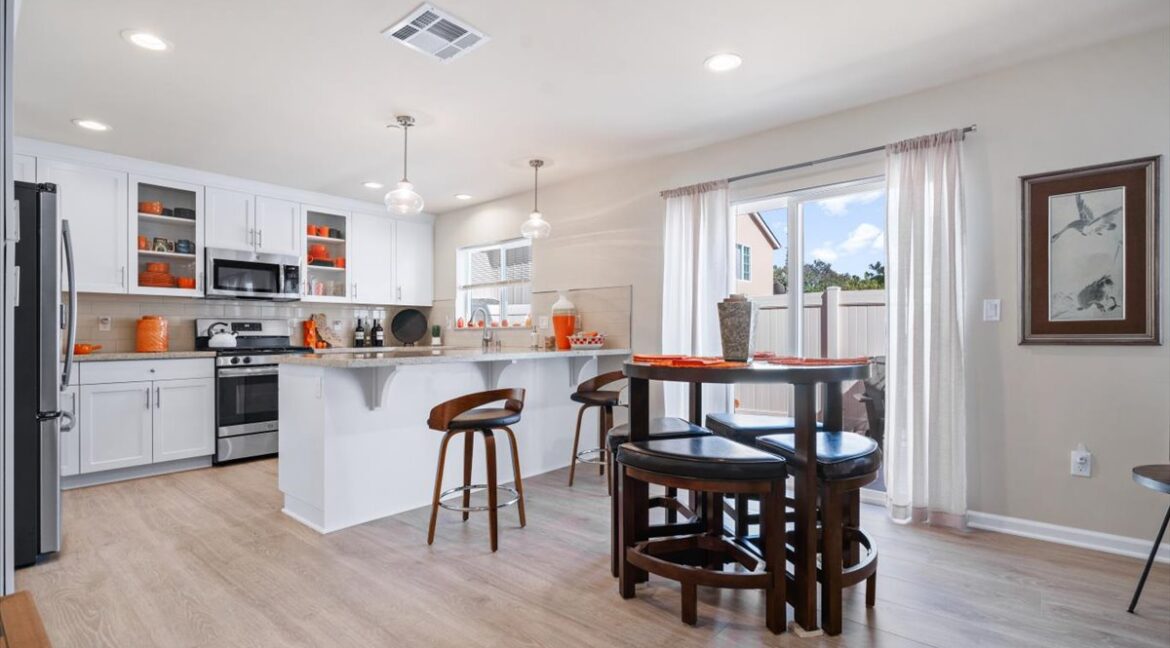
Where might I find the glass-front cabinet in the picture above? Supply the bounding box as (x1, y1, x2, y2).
(301, 205, 350, 302)
(129, 175, 205, 296)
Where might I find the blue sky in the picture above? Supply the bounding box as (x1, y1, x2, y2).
(758, 190, 886, 276)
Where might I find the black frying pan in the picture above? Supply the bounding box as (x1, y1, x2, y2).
(390, 308, 428, 346)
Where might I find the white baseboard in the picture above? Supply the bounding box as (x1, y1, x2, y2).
(857, 490, 1168, 564)
(967, 510, 1169, 564)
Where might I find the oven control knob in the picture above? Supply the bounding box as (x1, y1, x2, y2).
(230, 357, 240, 365)
(243, 357, 252, 364)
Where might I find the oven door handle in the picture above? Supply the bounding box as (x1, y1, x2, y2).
(218, 366, 279, 377)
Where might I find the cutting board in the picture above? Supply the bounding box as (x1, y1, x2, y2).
(310, 314, 347, 348)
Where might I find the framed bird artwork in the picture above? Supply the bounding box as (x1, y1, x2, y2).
(1021, 156, 1160, 344)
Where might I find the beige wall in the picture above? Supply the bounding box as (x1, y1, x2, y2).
(435, 29, 1170, 540)
(734, 215, 777, 297)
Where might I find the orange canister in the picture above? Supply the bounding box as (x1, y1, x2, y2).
(303, 319, 319, 348)
(136, 315, 169, 352)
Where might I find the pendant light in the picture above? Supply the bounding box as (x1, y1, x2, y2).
(384, 115, 425, 215)
(520, 159, 551, 240)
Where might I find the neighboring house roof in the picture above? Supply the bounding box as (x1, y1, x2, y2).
(747, 212, 781, 250)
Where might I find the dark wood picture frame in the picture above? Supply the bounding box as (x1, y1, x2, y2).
(1021, 156, 1160, 345)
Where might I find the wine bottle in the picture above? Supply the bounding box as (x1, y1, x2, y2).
(373, 319, 385, 347)
(354, 319, 366, 347)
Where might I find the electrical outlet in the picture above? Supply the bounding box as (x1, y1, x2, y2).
(982, 299, 1001, 322)
(538, 316, 549, 330)
(1070, 444, 1092, 477)
(98, 316, 112, 331)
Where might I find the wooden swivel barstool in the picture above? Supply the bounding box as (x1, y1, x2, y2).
(567, 370, 625, 487)
(426, 388, 527, 552)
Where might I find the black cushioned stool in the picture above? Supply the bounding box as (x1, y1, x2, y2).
(605, 417, 711, 576)
(616, 436, 788, 634)
(568, 371, 625, 487)
(705, 412, 824, 536)
(426, 388, 527, 552)
(757, 431, 881, 635)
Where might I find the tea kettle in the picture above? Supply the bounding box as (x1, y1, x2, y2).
(207, 321, 238, 349)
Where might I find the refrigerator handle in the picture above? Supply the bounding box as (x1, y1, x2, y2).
(61, 220, 78, 390)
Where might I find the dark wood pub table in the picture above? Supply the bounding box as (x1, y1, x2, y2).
(622, 360, 870, 633)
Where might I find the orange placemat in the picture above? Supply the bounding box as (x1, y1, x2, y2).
(631, 354, 748, 368)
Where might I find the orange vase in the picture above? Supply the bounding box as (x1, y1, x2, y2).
(136, 315, 169, 353)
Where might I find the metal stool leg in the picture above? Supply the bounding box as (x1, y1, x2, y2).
(568, 404, 587, 486)
(1128, 503, 1170, 613)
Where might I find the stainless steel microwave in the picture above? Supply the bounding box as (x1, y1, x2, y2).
(205, 248, 301, 301)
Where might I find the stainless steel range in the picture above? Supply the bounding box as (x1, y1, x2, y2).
(195, 318, 310, 463)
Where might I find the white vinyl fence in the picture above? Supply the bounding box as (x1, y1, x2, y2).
(736, 287, 886, 426)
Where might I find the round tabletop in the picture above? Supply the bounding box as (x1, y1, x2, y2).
(1133, 465, 1170, 494)
(623, 360, 870, 385)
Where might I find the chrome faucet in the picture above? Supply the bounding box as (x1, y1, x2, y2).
(470, 305, 494, 350)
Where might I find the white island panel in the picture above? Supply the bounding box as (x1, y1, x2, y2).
(278, 349, 629, 532)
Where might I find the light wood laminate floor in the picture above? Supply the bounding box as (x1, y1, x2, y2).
(15, 459, 1170, 647)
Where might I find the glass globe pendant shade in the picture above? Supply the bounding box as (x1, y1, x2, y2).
(520, 210, 551, 240)
(384, 180, 424, 215)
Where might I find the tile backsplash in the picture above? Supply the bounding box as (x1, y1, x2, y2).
(72, 294, 431, 352)
(430, 285, 633, 350)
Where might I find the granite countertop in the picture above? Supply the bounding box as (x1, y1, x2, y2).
(279, 347, 631, 368)
(70, 351, 218, 362)
(311, 345, 470, 354)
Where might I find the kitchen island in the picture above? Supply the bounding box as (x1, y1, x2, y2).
(276, 347, 630, 532)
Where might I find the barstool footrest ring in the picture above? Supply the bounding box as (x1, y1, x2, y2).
(574, 447, 607, 465)
(438, 484, 521, 512)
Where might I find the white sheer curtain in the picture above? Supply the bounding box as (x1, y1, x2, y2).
(660, 181, 733, 418)
(885, 129, 968, 528)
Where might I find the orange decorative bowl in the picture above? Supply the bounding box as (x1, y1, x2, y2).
(145, 262, 170, 273)
(177, 277, 196, 289)
(138, 201, 164, 215)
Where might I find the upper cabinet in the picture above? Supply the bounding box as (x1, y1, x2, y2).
(37, 159, 129, 294)
(350, 211, 396, 305)
(13, 154, 35, 183)
(205, 187, 253, 251)
(395, 218, 433, 306)
(254, 196, 301, 256)
(301, 205, 350, 302)
(129, 175, 205, 297)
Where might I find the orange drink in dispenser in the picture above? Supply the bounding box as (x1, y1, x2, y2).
(551, 292, 577, 351)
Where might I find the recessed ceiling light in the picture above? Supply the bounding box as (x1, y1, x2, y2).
(121, 30, 171, 51)
(363, 181, 384, 189)
(454, 194, 472, 201)
(704, 53, 742, 72)
(72, 119, 111, 132)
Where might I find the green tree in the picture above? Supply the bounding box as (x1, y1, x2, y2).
(771, 259, 884, 295)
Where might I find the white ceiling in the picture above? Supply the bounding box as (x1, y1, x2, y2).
(15, 0, 1170, 213)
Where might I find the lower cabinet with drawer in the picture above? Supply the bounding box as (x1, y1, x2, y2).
(74, 358, 215, 476)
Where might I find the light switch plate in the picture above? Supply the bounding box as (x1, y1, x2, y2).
(982, 299, 1001, 322)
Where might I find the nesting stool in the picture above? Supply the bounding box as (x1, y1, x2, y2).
(1128, 465, 1170, 613)
(756, 431, 881, 635)
(616, 436, 788, 634)
(568, 371, 626, 487)
(605, 417, 711, 576)
(426, 388, 527, 552)
(706, 413, 824, 535)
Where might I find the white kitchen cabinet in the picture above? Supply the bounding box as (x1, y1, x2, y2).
(13, 154, 35, 182)
(152, 378, 215, 462)
(350, 211, 396, 304)
(61, 385, 80, 477)
(302, 204, 350, 302)
(255, 196, 302, 256)
(129, 175, 205, 297)
(205, 187, 254, 251)
(37, 159, 129, 294)
(394, 218, 433, 305)
(79, 381, 154, 473)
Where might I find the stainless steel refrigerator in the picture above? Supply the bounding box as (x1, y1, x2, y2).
(13, 181, 76, 567)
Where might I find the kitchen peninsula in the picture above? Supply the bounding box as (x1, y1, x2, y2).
(276, 346, 630, 532)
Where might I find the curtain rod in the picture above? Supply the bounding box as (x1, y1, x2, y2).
(727, 124, 977, 184)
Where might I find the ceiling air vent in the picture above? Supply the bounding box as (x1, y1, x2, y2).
(382, 4, 489, 62)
